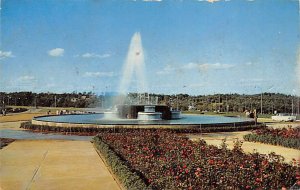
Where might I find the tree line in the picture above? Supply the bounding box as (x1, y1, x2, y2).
(0, 91, 99, 108)
(128, 92, 300, 114)
(1, 91, 299, 114)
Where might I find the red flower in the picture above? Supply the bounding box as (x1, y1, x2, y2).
(208, 159, 214, 165)
(255, 178, 261, 183)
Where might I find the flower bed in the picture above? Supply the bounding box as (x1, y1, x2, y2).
(244, 127, 300, 149)
(95, 130, 299, 189)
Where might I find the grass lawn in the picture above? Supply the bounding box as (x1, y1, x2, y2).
(0, 106, 85, 122)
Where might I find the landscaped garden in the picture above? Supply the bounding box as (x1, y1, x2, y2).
(244, 126, 300, 150)
(94, 129, 300, 190)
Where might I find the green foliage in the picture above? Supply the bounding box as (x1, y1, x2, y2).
(0, 91, 98, 108)
(244, 133, 300, 150)
(20, 121, 263, 134)
(93, 136, 149, 190)
(1, 91, 299, 113)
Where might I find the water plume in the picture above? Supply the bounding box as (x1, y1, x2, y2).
(118, 32, 148, 96)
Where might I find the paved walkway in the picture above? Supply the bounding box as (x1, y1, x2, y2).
(189, 132, 300, 163)
(0, 140, 120, 190)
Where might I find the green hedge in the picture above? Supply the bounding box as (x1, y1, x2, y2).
(20, 121, 263, 134)
(244, 133, 300, 150)
(93, 136, 149, 190)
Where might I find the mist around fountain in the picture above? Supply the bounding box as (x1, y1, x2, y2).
(118, 32, 148, 104)
(102, 32, 180, 121)
(103, 32, 148, 119)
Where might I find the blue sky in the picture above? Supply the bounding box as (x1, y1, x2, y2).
(1, 0, 299, 95)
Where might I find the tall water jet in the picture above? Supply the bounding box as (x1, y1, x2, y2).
(119, 32, 148, 99)
(104, 32, 181, 120)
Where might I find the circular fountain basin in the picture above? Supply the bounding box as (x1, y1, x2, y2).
(137, 112, 162, 120)
(171, 111, 181, 119)
(32, 113, 255, 129)
(103, 111, 119, 120)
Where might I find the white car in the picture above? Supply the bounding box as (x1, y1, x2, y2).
(271, 113, 296, 122)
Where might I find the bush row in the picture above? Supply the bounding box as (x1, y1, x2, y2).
(244, 133, 300, 150)
(20, 121, 263, 134)
(254, 126, 300, 139)
(93, 136, 149, 190)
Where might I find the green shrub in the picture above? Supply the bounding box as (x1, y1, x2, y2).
(93, 136, 150, 190)
(244, 133, 300, 150)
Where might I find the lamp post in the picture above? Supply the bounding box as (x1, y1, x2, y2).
(255, 86, 263, 114)
(7, 96, 10, 106)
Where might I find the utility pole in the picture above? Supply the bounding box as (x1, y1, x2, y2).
(176, 95, 179, 110)
(292, 97, 294, 115)
(218, 94, 221, 112)
(34, 95, 37, 108)
(297, 96, 300, 115)
(225, 96, 228, 112)
(260, 92, 263, 114)
(54, 95, 57, 108)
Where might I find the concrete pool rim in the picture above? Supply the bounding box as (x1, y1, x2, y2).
(31, 114, 257, 129)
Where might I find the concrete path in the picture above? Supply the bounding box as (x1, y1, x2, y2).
(0, 140, 120, 190)
(189, 132, 300, 163)
(0, 121, 25, 130)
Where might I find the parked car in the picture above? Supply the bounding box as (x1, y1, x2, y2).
(271, 113, 296, 122)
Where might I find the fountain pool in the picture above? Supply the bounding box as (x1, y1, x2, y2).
(33, 113, 254, 126)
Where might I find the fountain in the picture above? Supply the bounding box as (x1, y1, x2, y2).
(137, 106, 162, 120)
(104, 32, 180, 121)
(119, 32, 147, 95)
(31, 32, 256, 129)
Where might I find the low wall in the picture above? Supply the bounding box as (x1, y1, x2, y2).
(32, 117, 258, 130)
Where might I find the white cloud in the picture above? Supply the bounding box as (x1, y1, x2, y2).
(143, 0, 162, 2)
(156, 65, 174, 75)
(48, 48, 64, 57)
(157, 62, 234, 75)
(84, 71, 114, 77)
(0, 51, 14, 59)
(197, 0, 220, 3)
(245, 62, 253, 66)
(183, 62, 234, 70)
(80, 52, 111, 59)
(206, 0, 220, 3)
(18, 75, 35, 81)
